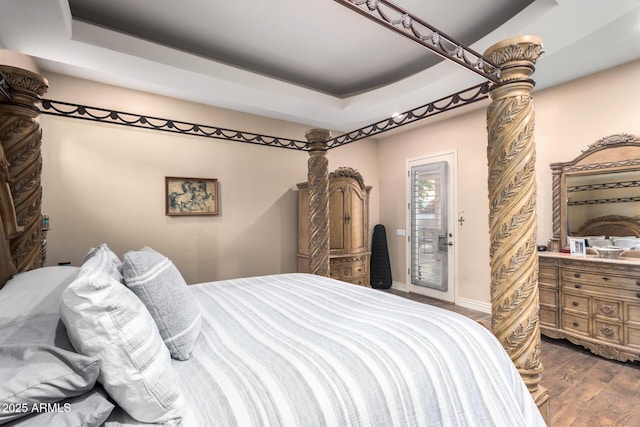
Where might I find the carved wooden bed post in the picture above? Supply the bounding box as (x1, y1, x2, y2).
(0, 64, 49, 271)
(483, 36, 549, 420)
(304, 128, 331, 277)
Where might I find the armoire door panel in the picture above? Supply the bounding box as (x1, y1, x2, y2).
(349, 187, 367, 253)
(329, 186, 347, 254)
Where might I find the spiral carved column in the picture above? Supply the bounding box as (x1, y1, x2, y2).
(305, 129, 331, 277)
(548, 164, 563, 252)
(484, 35, 546, 400)
(0, 65, 49, 271)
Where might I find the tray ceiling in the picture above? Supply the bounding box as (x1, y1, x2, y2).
(2, 0, 640, 130)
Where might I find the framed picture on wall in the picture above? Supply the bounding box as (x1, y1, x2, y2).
(569, 237, 587, 256)
(165, 177, 218, 216)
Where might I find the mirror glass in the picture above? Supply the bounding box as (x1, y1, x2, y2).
(549, 133, 640, 251)
(566, 169, 640, 237)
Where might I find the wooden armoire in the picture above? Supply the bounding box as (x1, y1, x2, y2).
(297, 167, 372, 286)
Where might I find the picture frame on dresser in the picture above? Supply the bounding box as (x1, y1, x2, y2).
(569, 237, 586, 256)
(165, 177, 218, 216)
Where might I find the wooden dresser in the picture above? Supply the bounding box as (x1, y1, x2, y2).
(297, 167, 372, 286)
(539, 252, 640, 362)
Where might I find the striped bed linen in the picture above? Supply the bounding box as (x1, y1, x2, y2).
(105, 273, 544, 427)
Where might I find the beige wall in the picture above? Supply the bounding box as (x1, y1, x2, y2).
(41, 73, 379, 284)
(376, 107, 491, 305)
(39, 58, 640, 302)
(376, 58, 640, 307)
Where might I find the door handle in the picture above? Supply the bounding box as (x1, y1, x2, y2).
(437, 235, 453, 251)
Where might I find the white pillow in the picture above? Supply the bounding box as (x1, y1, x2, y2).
(0, 266, 80, 326)
(59, 247, 183, 425)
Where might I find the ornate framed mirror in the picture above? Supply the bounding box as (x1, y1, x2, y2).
(549, 133, 640, 250)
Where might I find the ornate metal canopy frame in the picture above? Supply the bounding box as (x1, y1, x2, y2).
(38, 81, 490, 151)
(333, 0, 501, 83)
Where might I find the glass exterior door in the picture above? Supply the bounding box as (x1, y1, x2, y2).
(407, 153, 456, 302)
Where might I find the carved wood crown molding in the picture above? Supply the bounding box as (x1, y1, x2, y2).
(485, 41, 545, 67)
(0, 66, 48, 98)
(329, 167, 366, 188)
(582, 133, 640, 154)
(551, 133, 640, 173)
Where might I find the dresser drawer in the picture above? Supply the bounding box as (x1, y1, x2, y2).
(562, 313, 590, 336)
(594, 299, 621, 321)
(562, 269, 640, 290)
(594, 320, 622, 344)
(625, 303, 640, 324)
(562, 280, 640, 301)
(561, 291, 590, 315)
(625, 325, 640, 349)
(539, 265, 558, 286)
(540, 287, 558, 307)
(540, 307, 559, 328)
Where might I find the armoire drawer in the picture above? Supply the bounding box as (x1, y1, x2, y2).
(350, 276, 368, 287)
(330, 259, 367, 278)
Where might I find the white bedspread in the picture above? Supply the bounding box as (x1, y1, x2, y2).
(106, 273, 544, 426)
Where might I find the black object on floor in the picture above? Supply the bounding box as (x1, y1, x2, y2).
(370, 224, 392, 289)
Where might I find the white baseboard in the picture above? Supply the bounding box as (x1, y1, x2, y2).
(455, 297, 491, 314)
(389, 281, 491, 314)
(390, 281, 408, 292)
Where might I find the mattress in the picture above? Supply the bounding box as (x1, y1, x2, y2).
(105, 273, 544, 426)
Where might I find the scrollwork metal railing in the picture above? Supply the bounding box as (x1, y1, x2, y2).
(327, 82, 490, 148)
(39, 99, 309, 151)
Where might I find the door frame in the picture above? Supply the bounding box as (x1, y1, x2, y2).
(405, 150, 458, 303)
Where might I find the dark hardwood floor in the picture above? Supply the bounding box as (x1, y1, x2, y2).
(385, 289, 640, 427)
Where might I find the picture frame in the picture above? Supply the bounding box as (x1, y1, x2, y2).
(165, 177, 218, 216)
(569, 237, 587, 256)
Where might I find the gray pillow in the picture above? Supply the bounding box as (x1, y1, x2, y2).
(6, 386, 114, 427)
(0, 315, 102, 425)
(122, 247, 201, 360)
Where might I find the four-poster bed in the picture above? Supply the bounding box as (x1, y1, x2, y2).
(0, 1, 549, 425)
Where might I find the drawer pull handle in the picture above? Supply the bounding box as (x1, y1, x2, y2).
(637, 292, 640, 299)
(572, 301, 579, 307)
(574, 284, 582, 289)
(601, 277, 610, 282)
(636, 280, 640, 286)
(600, 326, 615, 338)
(574, 273, 581, 278)
(572, 322, 579, 327)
